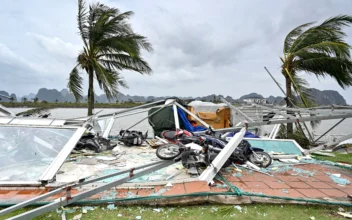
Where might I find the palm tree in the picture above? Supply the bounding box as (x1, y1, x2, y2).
(281, 15, 352, 137)
(9, 97, 14, 103)
(33, 97, 39, 103)
(68, 0, 153, 116)
(23, 97, 27, 103)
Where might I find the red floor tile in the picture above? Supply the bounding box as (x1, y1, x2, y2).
(276, 175, 301, 182)
(286, 182, 312, 189)
(184, 181, 210, 193)
(244, 188, 272, 195)
(137, 189, 153, 197)
(210, 186, 229, 193)
(265, 181, 291, 189)
(238, 175, 260, 182)
(339, 188, 352, 195)
(327, 182, 352, 189)
(230, 182, 249, 190)
(245, 182, 270, 189)
(313, 175, 333, 182)
(306, 181, 334, 189)
(271, 189, 304, 198)
(115, 189, 129, 198)
(225, 176, 241, 182)
(318, 189, 348, 198)
(163, 183, 186, 196)
(296, 189, 327, 198)
(0, 191, 19, 199)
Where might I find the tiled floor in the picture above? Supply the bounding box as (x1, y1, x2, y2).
(0, 164, 351, 205)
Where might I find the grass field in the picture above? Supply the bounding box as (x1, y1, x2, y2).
(1, 204, 350, 220)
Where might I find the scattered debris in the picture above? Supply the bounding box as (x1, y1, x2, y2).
(165, 182, 173, 187)
(61, 213, 66, 220)
(234, 205, 242, 212)
(107, 204, 117, 210)
(73, 213, 82, 220)
(337, 212, 352, 218)
(153, 208, 161, 212)
(82, 206, 95, 212)
(326, 172, 351, 185)
(136, 216, 142, 219)
(309, 216, 315, 220)
(338, 207, 345, 212)
(117, 213, 122, 217)
(232, 172, 242, 177)
(282, 189, 289, 194)
(96, 156, 117, 161)
(82, 209, 87, 214)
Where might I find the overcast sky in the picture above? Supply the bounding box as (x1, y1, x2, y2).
(1, 0, 352, 103)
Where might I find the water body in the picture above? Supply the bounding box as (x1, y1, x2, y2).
(8, 108, 352, 142)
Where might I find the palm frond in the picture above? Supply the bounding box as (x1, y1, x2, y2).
(284, 22, 315, 54)
(99, 54, 152, 74)
(77, 0, 89, 47)
(290, 74, 315, 106)
(68, 66, 84, 101)
(92, 60, 127, 100)
(295, 56, 352, 89)
(289, 15, 352, 54)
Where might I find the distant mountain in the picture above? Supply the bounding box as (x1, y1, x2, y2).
(310, 88, 346, 105)
(0, 91, 17, 102)
(21, 93, 36, 101)
(266, 96, 285, 105)
(239, 93, 264, 100)
(2, 87, 348, 106)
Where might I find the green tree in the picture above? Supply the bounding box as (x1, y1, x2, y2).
(23, 97, 27, 103)
(33, 97, 39, 103)
(9, 97, 14, 103)
(281, 15, 352, 137)
(55, 99, 59, 103)
(68, 0, 153, 116)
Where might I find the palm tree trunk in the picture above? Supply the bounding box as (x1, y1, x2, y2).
(87, 68, 94, 116)
(285, 76, 293, 138)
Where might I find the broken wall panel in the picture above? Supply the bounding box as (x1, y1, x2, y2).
(0, 125, 85, 185)
(245, 138, 304, 155)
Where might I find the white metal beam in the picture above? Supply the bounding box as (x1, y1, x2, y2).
(174, 102, 211, 128)
(173, 104, 180, 129)
(220, 97, 254, 122)
(199, 127, 246, 184)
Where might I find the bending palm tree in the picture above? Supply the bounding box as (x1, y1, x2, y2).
(281, 15, 352, 136)
(68, 0, 153, 115)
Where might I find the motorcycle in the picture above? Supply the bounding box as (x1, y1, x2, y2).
(156, 128, 272, 168)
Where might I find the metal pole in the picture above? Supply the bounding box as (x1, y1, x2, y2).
(250, 103, 295, 119)
(313, 118, 346, 143)
(264, 67, 314, 141)
(98, 99, 166, 118)
(173, 104, 180, 129)
(8, 160, 175, 220)
(174, 102, 211, 128)
(220, 97, 254, 122)
(0, 160, 166, 216)
(264, 67, 286, 95)
(123, 101, 174, 133)
(244, 113, 352, 127)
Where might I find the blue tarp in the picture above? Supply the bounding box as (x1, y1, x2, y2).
(227, 131, 260, 138)
(176, 108, 207, 132)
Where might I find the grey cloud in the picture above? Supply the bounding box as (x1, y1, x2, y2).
(0, 0, 351, 103)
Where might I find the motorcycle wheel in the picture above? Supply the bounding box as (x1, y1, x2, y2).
(248, 152, 272, 168)
(156, 144, 181, 160)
